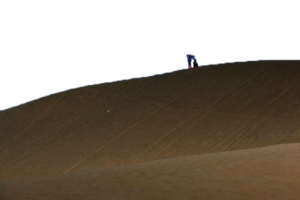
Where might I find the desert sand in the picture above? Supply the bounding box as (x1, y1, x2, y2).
(1, 60, 300, 199)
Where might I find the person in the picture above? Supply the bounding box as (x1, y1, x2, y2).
(193, 58, 199, 68)
(186, 54, 196, 69)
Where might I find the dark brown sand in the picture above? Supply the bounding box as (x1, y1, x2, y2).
(1, 60, 300, 199)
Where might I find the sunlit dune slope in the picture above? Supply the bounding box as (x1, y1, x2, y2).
(1, 60, 300, 180)
(2, 143, 300, 200)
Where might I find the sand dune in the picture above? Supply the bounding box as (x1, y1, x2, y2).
(2, 143, 300, 199)
(1, 60, 300, 199)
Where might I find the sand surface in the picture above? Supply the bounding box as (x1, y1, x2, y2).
(1, 60, 300, 199)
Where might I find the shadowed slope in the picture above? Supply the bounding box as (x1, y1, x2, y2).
(2, 143, 300, 200)
(1, 60, 300, 180)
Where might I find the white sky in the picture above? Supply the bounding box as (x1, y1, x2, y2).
(1, 1, 300, 110)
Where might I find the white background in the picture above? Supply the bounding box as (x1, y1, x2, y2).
(1, 1, 300, 110)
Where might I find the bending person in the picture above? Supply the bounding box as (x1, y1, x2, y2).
(186, 54, 196, 69)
